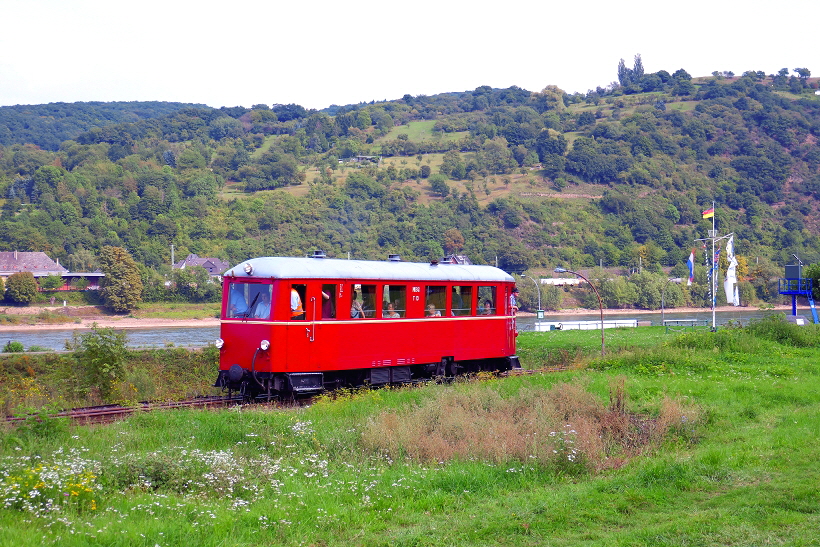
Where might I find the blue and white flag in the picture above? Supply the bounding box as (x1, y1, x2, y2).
(687, 250, 695, 286)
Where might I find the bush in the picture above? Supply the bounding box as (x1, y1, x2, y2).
(38, 274, 65, 290)
(26, 345, 53, 352)
(745, 314, 820, 347)
(68, 327, 128, 401)
(2, 340, 25, 353)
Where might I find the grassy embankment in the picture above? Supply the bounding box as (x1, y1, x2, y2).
(1, 317, 819, 546)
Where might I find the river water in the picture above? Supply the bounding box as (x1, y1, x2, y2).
(0, 309, 804, 352)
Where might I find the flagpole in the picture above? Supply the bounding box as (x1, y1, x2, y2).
(696, 204, 732, 332)
(711, 200, 716, 330)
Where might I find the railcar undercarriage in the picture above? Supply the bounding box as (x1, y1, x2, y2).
(214, 355, 521, 400)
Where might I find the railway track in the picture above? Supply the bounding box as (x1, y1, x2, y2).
(4, 367, 573, 427)
(4, 396, 246, 426)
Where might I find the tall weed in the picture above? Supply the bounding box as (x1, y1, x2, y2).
(360, 381, 700, 473)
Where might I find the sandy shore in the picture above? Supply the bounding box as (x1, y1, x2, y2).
(0, 317, 221, 333)
(0, 304, 798, 332)
(0, 306, 220, 332)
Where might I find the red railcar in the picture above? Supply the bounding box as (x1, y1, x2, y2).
(214, 253, 520, 398)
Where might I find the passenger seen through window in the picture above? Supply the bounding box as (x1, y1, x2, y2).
(425, 285, 445, 317)
(382, 285, 406, 318)
(383, 302, 401, 318)
(478, 286, 497, 315)
(291, 284, 306, 319)
(322, 284, 336, 319)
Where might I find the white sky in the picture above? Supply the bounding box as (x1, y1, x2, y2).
(1, 0, 817, 110)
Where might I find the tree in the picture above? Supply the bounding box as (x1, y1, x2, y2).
(39, 274, 65, 290)
(177, 148, 207, 169)
(99, 246, 143, 313)
(429, 174, 450, 197)
(481, 137, 516, 174)
(577, 111, 596, 126)
(794, 67, 811, 80)
(617, 58, 631, 87)
(599, 276, 638, 308)
(443, 228, 465, 255)
(672, 68, 692, 81)
(633, 54, 644, 80)
(5, 272, 38, 305)
(542, 285, 563, 311)
(174, 266, 220, 303)
(356, 110, 372, 129)
(806, 262, 820, 300)
(535, 131, 567, 161)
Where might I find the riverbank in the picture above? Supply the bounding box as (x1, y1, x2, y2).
(0, 305, 220, 332)
(516, 304, 794, 317)
(0, 304, 799, 332)
(0, 316, 221, 333)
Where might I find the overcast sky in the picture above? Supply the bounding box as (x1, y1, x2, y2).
(1, 0, 817, 110)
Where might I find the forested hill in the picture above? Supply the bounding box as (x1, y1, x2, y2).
(0, 101, 206, 150)
(1, 63, 819, 306)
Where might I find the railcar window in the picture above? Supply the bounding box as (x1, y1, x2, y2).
(478, 286, 497, 316)
(382, 285, 406, 318)
(227, 282, 271, 319)
(351, 284, 377, 318)
(321, 284, 336, 319)
(350, 287, 363, 318)
(290, 284, 306, 320)
(426, 285, 445, 317)
(451, 286, 473, 316)
(249, 285, 272, 320)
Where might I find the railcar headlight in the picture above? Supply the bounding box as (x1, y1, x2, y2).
(260, 339, 270, 351)
(214, 338, 224, 349)
(244, 263, 254, 275)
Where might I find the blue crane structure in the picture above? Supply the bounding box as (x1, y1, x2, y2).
(778, 262, 818, 324)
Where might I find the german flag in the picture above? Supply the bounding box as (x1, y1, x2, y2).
(702, 207, 715, 219)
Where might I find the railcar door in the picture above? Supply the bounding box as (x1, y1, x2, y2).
(310, 283, 343, 371)
(285, 282, 314, 372)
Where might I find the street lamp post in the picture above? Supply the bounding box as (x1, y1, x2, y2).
(520, 274, 543, 318)
(554, 267, 605, 357)
(661, 277, 674, 326)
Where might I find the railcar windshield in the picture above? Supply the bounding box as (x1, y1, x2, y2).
(226, 282, 271, 320)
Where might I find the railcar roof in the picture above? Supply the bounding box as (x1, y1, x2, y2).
(225, 256, 514, 283)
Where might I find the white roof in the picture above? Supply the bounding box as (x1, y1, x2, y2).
(225, 256, 514, 283)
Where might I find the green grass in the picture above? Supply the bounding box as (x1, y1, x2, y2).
(379, 120, 438, 141)
(250, 134, 280, 159)
(1, 319, 819, 545)
(376, 120, 467, 146)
